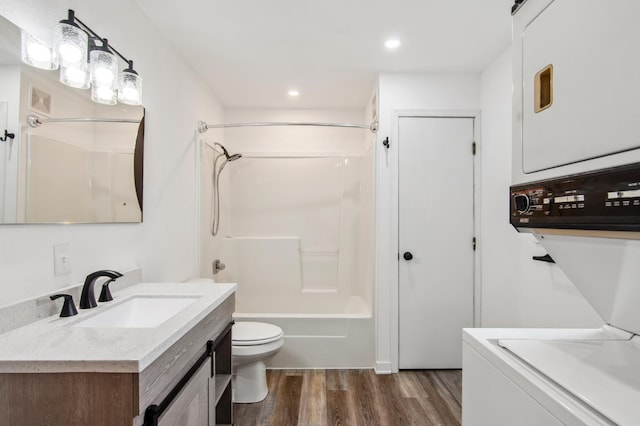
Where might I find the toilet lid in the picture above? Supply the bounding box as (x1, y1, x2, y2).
(232, 322, 283, 346)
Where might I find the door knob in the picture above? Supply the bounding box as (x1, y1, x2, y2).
(403, 251, 413, 261)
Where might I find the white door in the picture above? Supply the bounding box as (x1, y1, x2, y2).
(398, 116, 475, 369)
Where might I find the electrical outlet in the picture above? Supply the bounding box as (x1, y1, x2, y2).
(53, 243, 71, 276)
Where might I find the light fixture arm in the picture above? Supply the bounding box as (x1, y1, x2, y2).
(68, 10, 135, 67)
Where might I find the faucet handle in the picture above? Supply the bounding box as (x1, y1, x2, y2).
(98, 279, 115, 302)
(212, 259, 226, 275)
(50, 294, 78, 317)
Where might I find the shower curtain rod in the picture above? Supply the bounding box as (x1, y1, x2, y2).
(26, 114, 140, 128)
(197, 120, 378, 133)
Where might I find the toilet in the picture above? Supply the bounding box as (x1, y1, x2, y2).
(232, 321, 284, 403)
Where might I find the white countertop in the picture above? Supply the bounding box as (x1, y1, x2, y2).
(0, 282, 236, 374)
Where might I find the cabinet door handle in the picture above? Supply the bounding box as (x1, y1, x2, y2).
(534, 64, 554, 113)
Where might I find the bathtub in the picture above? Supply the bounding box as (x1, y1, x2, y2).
(201, 146, 375, 368)
(233, 295, 374, 369)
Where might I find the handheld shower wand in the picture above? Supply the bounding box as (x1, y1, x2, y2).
(211, 143, 242, 236)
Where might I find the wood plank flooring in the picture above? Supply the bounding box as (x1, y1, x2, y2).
(233, 369, 462, 426)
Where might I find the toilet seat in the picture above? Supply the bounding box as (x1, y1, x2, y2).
(233, 322, 283, 346)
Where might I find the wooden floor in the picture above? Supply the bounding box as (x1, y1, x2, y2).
(233, 369, 462, 426)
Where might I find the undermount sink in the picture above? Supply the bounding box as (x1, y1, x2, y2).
(73, 296, 200, 328)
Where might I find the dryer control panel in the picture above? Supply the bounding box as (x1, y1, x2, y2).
(510, 162, 640, 231)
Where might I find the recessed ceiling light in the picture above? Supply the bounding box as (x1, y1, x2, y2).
(288, 90, 299, 97)
(385, 39, 401, 49)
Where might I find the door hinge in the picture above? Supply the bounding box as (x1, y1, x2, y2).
(472, 142, 476, 155)
(472, 237, 477, 251)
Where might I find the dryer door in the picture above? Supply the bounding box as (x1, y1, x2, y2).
(520, 0, 640, 173)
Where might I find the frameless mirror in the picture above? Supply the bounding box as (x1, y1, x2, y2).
(0, 14, 144, 224)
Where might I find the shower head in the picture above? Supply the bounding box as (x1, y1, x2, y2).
(214, 142, 242, 161)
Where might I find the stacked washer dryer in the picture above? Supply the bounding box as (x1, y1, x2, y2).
(463, 1, 640, 425)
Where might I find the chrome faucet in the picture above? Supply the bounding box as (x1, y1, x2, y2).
(79, 270, 123, 309)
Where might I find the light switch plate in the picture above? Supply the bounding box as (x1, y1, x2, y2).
(53, 243, 71, 276)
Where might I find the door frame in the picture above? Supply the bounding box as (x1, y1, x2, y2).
(387, 109, 481, 373)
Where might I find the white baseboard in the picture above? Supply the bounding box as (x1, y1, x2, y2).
(374, 361, 393, 374)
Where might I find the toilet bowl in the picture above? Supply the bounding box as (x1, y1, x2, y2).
(232, 321, 284, 403)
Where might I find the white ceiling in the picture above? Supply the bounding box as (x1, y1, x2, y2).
(135, 0, 513, 109)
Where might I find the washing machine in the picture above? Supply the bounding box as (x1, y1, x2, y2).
(462, 1, 640, 424)
(463, 162, 640, 425)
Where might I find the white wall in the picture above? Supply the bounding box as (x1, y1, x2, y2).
(478, 48, 601, 328)
(0, 0, 223, 306)
(375, 73, 481, 372)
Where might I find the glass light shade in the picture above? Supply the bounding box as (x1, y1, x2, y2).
(21, 30, 57, 70)
(53, 22, 88, 67)
(60, 63, 90, 89)
(117, 71, 143, 105)
(91, 84, 117, 105)
(90, 48, 118, 88)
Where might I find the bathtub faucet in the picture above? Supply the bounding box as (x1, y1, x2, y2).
(212, 259, 226, 275)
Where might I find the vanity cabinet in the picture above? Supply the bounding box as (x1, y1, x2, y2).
(154, 326, 232, 426)
(0, 293, 234, 426)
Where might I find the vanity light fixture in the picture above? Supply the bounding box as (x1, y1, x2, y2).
(288, 90, 300, 97)
(60, 62, 90, 89)
(55, 10, 90, 89)
(54, 10, 88, 67)
(118, 61, 143, 105)
(20, 9, 143, 106)
(20, 31, 57, 70)
(90, 39, 118, 105)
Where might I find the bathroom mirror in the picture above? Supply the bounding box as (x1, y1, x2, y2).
(0, 14, 144, 224)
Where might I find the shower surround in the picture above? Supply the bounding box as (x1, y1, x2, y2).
(201, 109, 374, 368)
